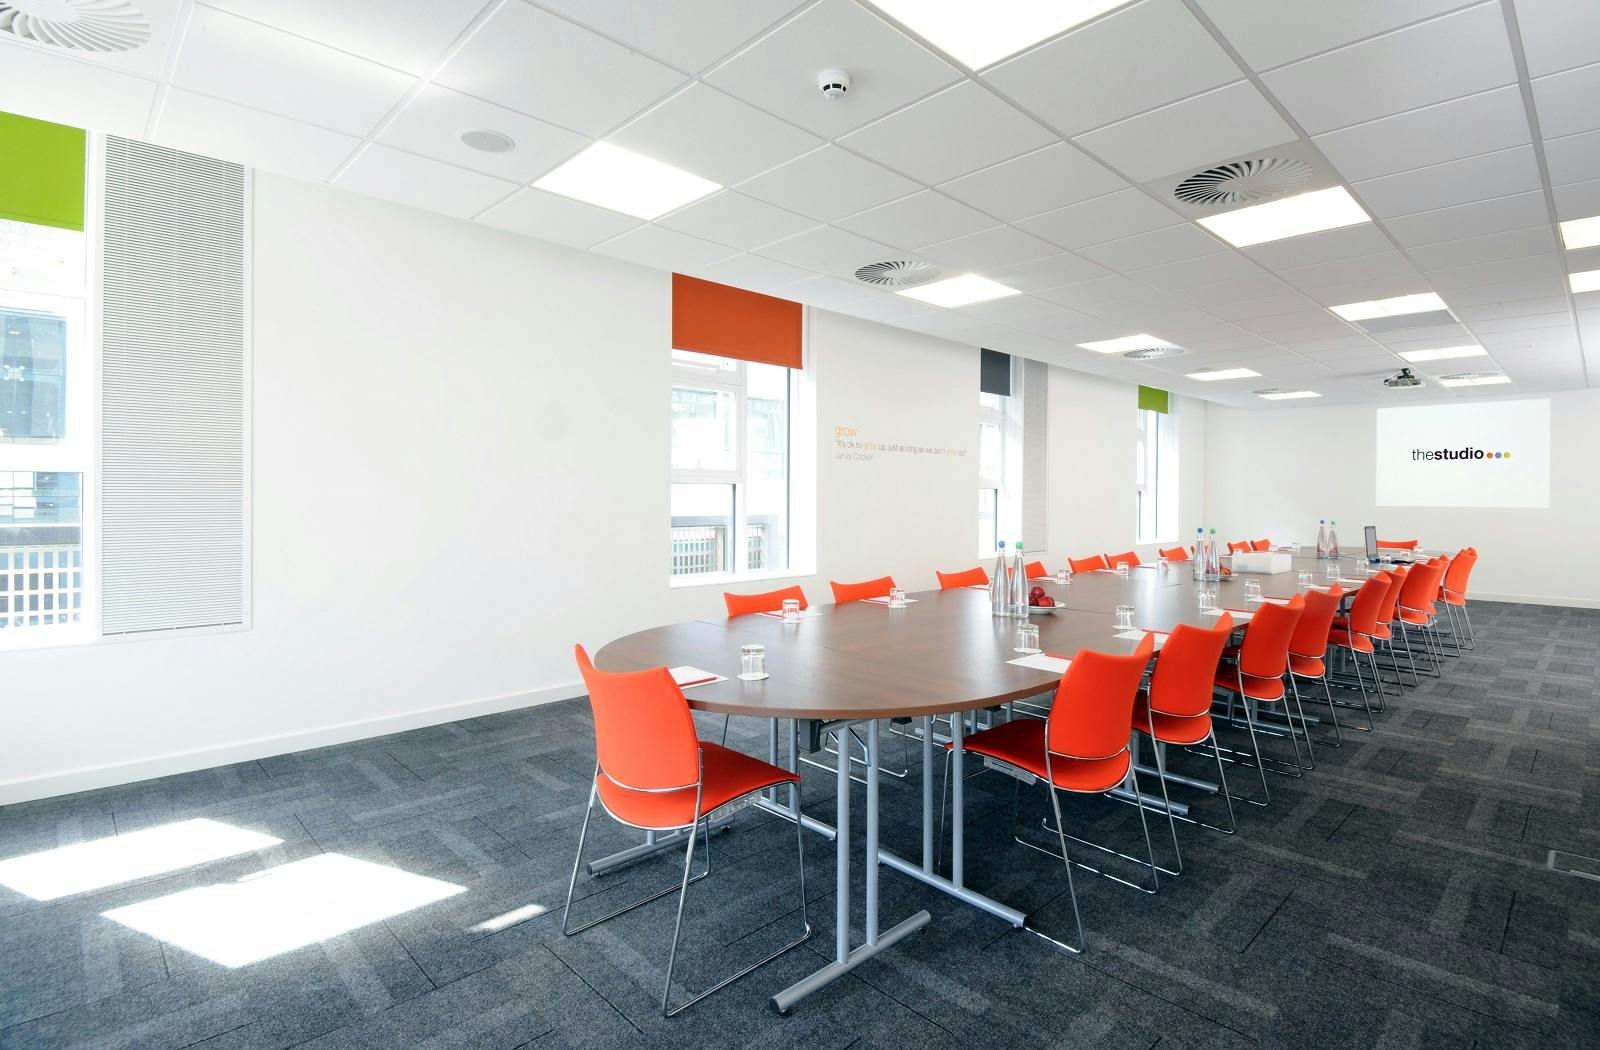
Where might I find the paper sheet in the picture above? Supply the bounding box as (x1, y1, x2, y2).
(757, 609, 821, 620)
(1115, 629, 1169, 646)
(1201, 608, 1255, 621)
(668, 666, 727, 688)
(1247, 596, 1292, 605)
(863, 596, 919, 605)
(1007, 652, 1071, 674)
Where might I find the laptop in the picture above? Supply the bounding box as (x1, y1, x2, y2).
(1364, 525, 1379, 564)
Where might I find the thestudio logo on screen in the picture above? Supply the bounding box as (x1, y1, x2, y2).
(1409, 446, 1512, 461)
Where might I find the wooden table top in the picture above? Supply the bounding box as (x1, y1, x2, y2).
(593, 562, 1368, 721)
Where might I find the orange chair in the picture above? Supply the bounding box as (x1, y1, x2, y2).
(1025, 560, 1049, 579)
(1228, 540, 1252, 554)
(1159, 546, 1189, 562)
(1395, 558, 1448, 677)
(1439, 548, 1479, 651)
(1286, 585, 1344, 746)
(1251, 539, 1272, 551)
(942, 634, 1158, 953)
(1068, 554, 1108, 573)
(1377, 539, 1419, 550)
(564, 646, 811, 1016)
(936, 566, 989, 589)
(830, 576, 896, 603)
(1133, 615, 1236, 867)
(1327, 574, 1392, 730)
(1351, 566, 1408, 693)
(723, 585, 808, 618)
(1104, 550, 1140, 568)
(1211, 597, 1306, 805)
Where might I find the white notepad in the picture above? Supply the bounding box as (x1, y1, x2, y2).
(757, 609, 821, 620)
(1115, 630, 1169, 649)
(669, 666, 726, 688)
(863, 596, 919, 605)
(1247, 596, 1292, 605)
(1007, 652, 1072, 674)
(1201, 608, 1255, 622)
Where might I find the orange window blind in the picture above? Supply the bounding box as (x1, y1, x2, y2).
(672, 273, 803, 370)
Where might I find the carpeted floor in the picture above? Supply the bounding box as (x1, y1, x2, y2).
(2, 600, 1598, 1049)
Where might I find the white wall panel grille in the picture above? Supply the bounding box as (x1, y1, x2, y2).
(100, 137, 248, 635)
(1021, 358, 1048, 552)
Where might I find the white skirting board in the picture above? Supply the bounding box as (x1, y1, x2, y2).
(1469, 591, 1600, 609)
(0, 682, 582, 806)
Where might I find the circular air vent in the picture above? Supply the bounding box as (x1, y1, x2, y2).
(854, 259, 942, 288)
(461, 129, 515, 153)
(1173, 157, 1314, 207)
(0, 0, 151, 53)
(1122, 345, 1186, 361)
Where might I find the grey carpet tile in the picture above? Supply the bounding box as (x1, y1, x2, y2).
(2, 600, 1597, 1048)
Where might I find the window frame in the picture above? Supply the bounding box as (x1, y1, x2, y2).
(1135, 405, 1178, 545)
(669, 351, 793, 583)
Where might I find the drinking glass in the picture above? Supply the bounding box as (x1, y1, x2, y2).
(739, 644, 767, 680)
(1115, 605, 1135, 630)
(1290, 541, 1301, 553)
(1157, 559, 1169, 573)
(781, 598, 801, 623)
(1244, 579, 1261, 600)
(1198, 588, 1217, 610)
(1325, 560, 1339, 580)
(1297, 570, 1313, 586)
(1014, 623, 1040, 654)
(1115, 561, 1130, 577)
(1056, 568, 1070, 584)
(889, 587, 907, 608)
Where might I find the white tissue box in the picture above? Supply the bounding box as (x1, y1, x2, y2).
(1231, 551, 1291, 575)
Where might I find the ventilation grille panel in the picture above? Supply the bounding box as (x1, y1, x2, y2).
(1122, 346, 1186, 361)
(0, 1, 151, 52)
(1173, 157, 1314, 207)
(854, 259, 942, 288)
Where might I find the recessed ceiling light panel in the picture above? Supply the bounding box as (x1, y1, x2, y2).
(1257, 389, 1321, 400)
(460, 129, 515, 153)
(1330, 292, 1448, 321)
(1570, 269, 1600, 294)
(1187, 367, 1261, 381)
(1436, 372, 1512, 388)
(895, 273, 1020, 307)
(1398, 345, 1487, 363)
(1559, 215, 1600, 251)
(1077, 333, 1173, 354)
(865, 0, 1129, 69)
(533, 142, 719, 220)
(1196, 186, 1370, 247)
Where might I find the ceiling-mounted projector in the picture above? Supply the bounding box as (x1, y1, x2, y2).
(1383, 367, 1423, 388)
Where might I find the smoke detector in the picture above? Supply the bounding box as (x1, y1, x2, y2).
(1173, 157, 1315, 208)
(0, 0, 151, 52)
(1122, 345, 1186, 361)
(854, 259, 942, 288)
(817, 69, 850, 100)
(460, 129, 515, 153)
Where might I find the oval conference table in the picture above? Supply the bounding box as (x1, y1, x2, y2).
(595, 553, 1383, 1012)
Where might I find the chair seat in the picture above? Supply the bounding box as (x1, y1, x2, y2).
(1288, 653, 1325, 677)
(1213, 666, 1285, 701)
(948, 718, 1130, 793)
(1132, 695, 1212, 746)
(596, 742, 798, 831)
(1398, 607, 1433, 625)
(1441, 592, 1466, 607)
(1329, 628, 1374, 653)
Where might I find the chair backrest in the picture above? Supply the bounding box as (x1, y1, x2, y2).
(1377, 539, 1419, 550)
(1104, 550, 1140, 568)
(1251, 539, 1272, 551)
(1236, 597, 1302, 679)
(573, 645, 699, 791)
(1447, 550, 1478, 596)
(1375, 567, 1406, 623)
(1025, 560, 1048, 579)
(724, 584, 808, 617)
(1289, 585, 1342, 660)
(831, 576, 896, 603)
(936, 566, 988, 589)
(1068, 554, 1108, 573)
(1398, 559, 1441, 611)
(1344, 575, 1391, 636)
(1226, 540, 1251, 553)
(1159, 546, 1189, 561)
(1147, 615, 1232, 717)
(1047, 633, 1155, 760)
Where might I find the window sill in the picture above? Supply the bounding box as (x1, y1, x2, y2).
(669, 567, 816, 590)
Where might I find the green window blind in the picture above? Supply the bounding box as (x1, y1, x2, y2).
(0, 111, 87, 232)
(1138, 385, 1169, 414)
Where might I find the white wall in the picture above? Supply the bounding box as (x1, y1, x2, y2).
(1, 174, 1194, 803)
(1204, 390, 1600, 606)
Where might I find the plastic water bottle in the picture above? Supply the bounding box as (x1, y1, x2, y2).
(1316, 519, 1328, 559)
(1009, 541, 1029, 617)
(1327, 520, 1340, 559)
(990, 542, 1008, 617)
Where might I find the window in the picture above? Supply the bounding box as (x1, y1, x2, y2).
(977, 390, 1006, 555)
(670, 349, 790, 578)
(1135, 406, 1177, 544)
(0, 215, 93, 641)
